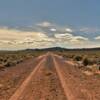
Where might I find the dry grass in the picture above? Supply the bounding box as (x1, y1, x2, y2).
(0, 50, 45, 70)
(54, 50, 100, 72)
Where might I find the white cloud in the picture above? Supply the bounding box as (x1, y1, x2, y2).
(0, 40, 13, 44)
(50, 28, 56, 32)
(55, 33, 72, 37)
(55, 33, 72, 39)
(0, 27, 56, 49)
(70, 36, 88, 44)
(55, 33, 88, 44)
(95, 36, 100, 40)
(65, 28, 73, 32)
(0, 24, 99, 50)
(73, 36, 88, 41)
(37, 22, 52, 27)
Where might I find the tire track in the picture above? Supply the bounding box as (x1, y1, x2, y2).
(9, 57, 45, 100)
(53, 56, 75, 100)
(53, 54, 97, 100)
(17, 54, 66, 100)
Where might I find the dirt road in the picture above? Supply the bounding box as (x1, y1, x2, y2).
(0, 53, 100, 100)
(9, 53, 67, 100)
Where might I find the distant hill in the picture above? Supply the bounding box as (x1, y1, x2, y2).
(25, 47, 100, 52)
(0, 47, 100, 52)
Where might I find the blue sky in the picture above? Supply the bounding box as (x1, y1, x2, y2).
(0, 0, 100, 49)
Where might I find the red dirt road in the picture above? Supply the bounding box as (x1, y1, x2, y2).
(9, 53, 67, 100)
(0, 53, 100, 100)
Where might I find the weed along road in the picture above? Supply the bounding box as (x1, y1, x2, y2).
(0, 52, 99, 100)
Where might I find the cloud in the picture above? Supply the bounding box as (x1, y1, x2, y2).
(37, 22, 53, 27)
(80, 27, 100, 33)
(70, 36, 88, 44)
(55, 33, 88, 44)
(55, 33, 72, 38)
(55, 33, 73, 41)
(50, 28, 56, 32)
(36, 21, 74, 38)
(0, 40, 13, 45)
(0, 27, 56, 49)
(0, 23, 100, 50)
(65, 28, 73, 32)
(95, 36, 100, 40)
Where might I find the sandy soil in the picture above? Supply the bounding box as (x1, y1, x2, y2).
(0, 53, 100, 100)
(54, 54, 100, 100)
(0, 56, 44, 100)
(10, 54, 66, 100)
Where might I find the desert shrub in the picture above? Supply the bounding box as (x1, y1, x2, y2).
(97, 59, 100, 64)
(5, 62, 11, 67)
(82, 57, 96, 66)
(67, 54, 75, 59)
(0, 58, 3, 62)
(16, 59, 23, 64)
(70, 55, 75, 58)
(99, 66, 100, 70)
(89, 58, 98, 64)
(74, 55, 82, 61)
(83, 58, 89, 66)
(4, 61, 15, 67)
(62, 55, 67, 59)
(3, 59, 7, 62)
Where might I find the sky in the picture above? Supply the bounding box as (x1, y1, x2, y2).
(0, 0, 100, 50)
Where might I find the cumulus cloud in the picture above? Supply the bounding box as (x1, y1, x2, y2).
(70, 36, 88, 44)
(55, 33, 72, 38)
(0, 27, 56, 49)
(0, 40, 13, 45)
(54, 33, 88, 44)
(95, 36, 100, 40)
(50, 28, 56, 32)
(37, 22, 52, 27)
(0, 22, 99, 50)
(65, 28, 73, 32)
